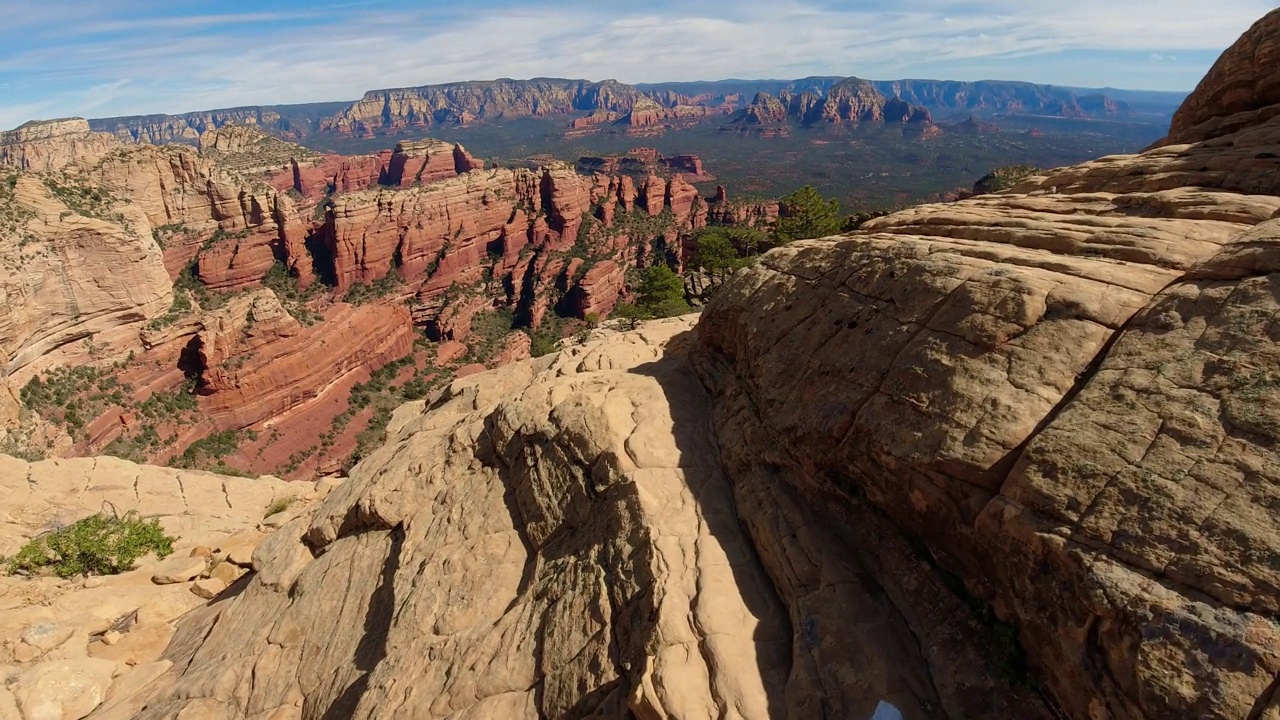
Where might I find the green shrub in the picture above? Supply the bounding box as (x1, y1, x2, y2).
(5, 511, 175, 578)
(264, 496, 296, 516)
(262, 261, 324, 324)
(530, 333, 559, 357)
(774, 185, 842, 243)
(632, 264, 690, 319)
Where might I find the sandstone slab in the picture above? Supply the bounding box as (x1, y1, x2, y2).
(13, 658, 116, 720)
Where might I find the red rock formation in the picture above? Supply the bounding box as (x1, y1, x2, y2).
(641, 173, 665, 216)
(578, 149, 715, 185)
(659, 154, 714, 182)
(273, 152, 390, 205)
(385, 139, 483, 187)
(623, 98, 718, 134)
(666, 175, 705, 228)
(1165, 7, 1280, 144)
(316, 153, 715, 335)
(486, 332, 532, 368)
(708, 186, 778, 227)
(883, 97, 913, 123)
(78, 142, 309, 291)
(571, 260, 627, 318)
(195, 297, 415, 430)
(569, 110, 620, 130)
(806, 78, 887, 124)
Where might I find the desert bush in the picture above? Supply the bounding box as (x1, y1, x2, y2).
(5, 509, 175, 578)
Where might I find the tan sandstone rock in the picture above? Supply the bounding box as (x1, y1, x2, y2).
(190, 579, 226, 601)
(150, 558, 207, 586)
(104, 317, 1051, 719)
(13, 658, 116, 720)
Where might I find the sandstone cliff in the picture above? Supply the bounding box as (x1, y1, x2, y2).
(321, 78, 645, 136)
(1164, 8, 1280, 145)
(0, 119, 119, 173)
(0, 171, 171, 381)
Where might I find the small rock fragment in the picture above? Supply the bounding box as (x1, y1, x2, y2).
(191, 578, 227, 600)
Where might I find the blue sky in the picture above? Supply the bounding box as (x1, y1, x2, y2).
(0, 0, 1273, 129)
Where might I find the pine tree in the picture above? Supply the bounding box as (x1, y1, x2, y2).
(774, 185, 842, 243)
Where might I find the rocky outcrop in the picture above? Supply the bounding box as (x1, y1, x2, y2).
(742, 92, 789, 125)
(577, 149, 714, 183)
(621, 98, 717, 135)
(569, 259, 627, 318)
(273, 152, 391, 206)
(73, 142, 309, 290)
(723, 92, 793, 137)
(802, 77, 888, 125)
(0, 453, 332, 720)
(567, 109, 621, 131)
(1164, 7, 1280, 145)
(0, 119, 119, 172)
(384, 139, 483, 187)
(0, 174, 171, 381)
(103, 318, 1053, 719)
(180, 290, 417, 431)
(196, 125, 320, 177)
(659, 154, 712, 181)
(687, 20, 1280, 717)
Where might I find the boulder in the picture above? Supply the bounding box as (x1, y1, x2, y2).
(151, 557, 207, 585)
(190, 578, 227, 600)
(13, 658, 116, 720)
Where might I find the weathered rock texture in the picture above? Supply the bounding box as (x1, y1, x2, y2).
(0, 453, 331, 720)
(688, 17, 1280, 718)
(1165, 8, 1280, 145)
(105, 318, 1051, 720)
(0, 173, 171, 381)
(0, 119, 119, 172)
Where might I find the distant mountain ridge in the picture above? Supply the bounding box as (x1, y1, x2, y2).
(85, 76, 1187, 145)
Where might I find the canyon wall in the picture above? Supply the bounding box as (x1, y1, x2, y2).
(79, 77, 1148, 146)
(0, 118, 724, 478)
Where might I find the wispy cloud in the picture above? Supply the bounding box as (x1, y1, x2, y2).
(0, 0, 1271, 129)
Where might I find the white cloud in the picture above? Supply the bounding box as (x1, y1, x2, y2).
(0, 0, 1273, 128)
